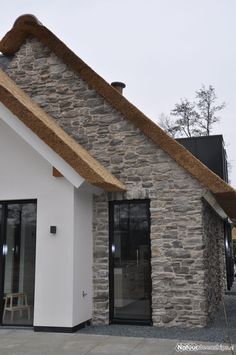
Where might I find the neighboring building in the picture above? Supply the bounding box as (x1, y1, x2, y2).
(176, 135, 229, 183)
(0, 15, 236, 332)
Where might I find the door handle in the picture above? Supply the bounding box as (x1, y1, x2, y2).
(2, 244, 8, 256)
(136, 249, 139, 268)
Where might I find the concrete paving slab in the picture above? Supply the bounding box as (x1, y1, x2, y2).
(131, 338, 178, 355)
(0, 336, 28, 350)
(0, 351, 47, 355)
(87, 335, 143, 355)
(61, 334, 110, 354)
(0, 331, 73, 355)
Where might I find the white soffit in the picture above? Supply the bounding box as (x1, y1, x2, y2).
(0, 102, 84, 188)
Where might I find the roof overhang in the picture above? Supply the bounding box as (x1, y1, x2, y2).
(213, 191, 236, 225)
(202, 191, 228, 221)
(0, 69, 126, 192)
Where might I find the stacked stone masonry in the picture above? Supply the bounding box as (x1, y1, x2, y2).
(203, 201, 225, 320)
(3, 38, 226, 327)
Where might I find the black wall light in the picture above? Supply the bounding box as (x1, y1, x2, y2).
(50, 226, 57, 234)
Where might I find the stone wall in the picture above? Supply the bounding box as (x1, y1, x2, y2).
(202, 201, 225, 320)
(3, 37, 223, 327)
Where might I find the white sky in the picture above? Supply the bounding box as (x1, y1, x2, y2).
(1, 0, 236, 186)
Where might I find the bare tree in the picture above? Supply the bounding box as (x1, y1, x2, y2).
(159, 85, 225, 138)
(158, 113, 179, 137)
(170, 99, 200, 137)
(195, 85, 225, 135)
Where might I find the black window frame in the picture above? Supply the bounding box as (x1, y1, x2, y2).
(0, 199, 37, 327)
(109, 199, 152, 325)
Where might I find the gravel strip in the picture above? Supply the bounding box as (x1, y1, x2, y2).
(79, 281, 236, 343)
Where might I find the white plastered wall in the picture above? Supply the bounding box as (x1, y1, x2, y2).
(0, 104, 95, 328)
(72, 184, 93, 326)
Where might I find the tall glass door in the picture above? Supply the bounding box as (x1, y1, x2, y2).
(0, 201, 37, 326)
(109, 200, 152, 324)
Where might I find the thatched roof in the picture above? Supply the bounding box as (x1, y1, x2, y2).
(1, 14, 236, 222)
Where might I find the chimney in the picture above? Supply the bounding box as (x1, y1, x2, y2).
(111, 81, 126, 95)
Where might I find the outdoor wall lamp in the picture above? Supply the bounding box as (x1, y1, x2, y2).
(50, 226, 57, 235)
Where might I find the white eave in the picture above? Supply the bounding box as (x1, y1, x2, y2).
(0, 102, 84, 188)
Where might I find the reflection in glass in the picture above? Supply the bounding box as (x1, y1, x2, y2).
(112, 201, 151, 322)
(2, 202, 36, 325)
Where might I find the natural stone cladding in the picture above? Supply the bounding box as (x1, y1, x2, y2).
(203, 201, 225, 320)
(4, 38, 226, 327)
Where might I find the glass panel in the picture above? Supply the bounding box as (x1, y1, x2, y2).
(0, 204, 3, 321)
(2, 202, 36, 325)
(113, 201, 151, 322)
(0, 204, 2, 240)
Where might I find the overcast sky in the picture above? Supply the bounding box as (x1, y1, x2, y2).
(1, 1, 236, 186)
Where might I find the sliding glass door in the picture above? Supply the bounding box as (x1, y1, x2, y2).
(0, 201, 37, 326)
(109, 200, 152, 324)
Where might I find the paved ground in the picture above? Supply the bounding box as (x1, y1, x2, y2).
(0, 283, 235, 354)
(0, 329, 235, 355)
